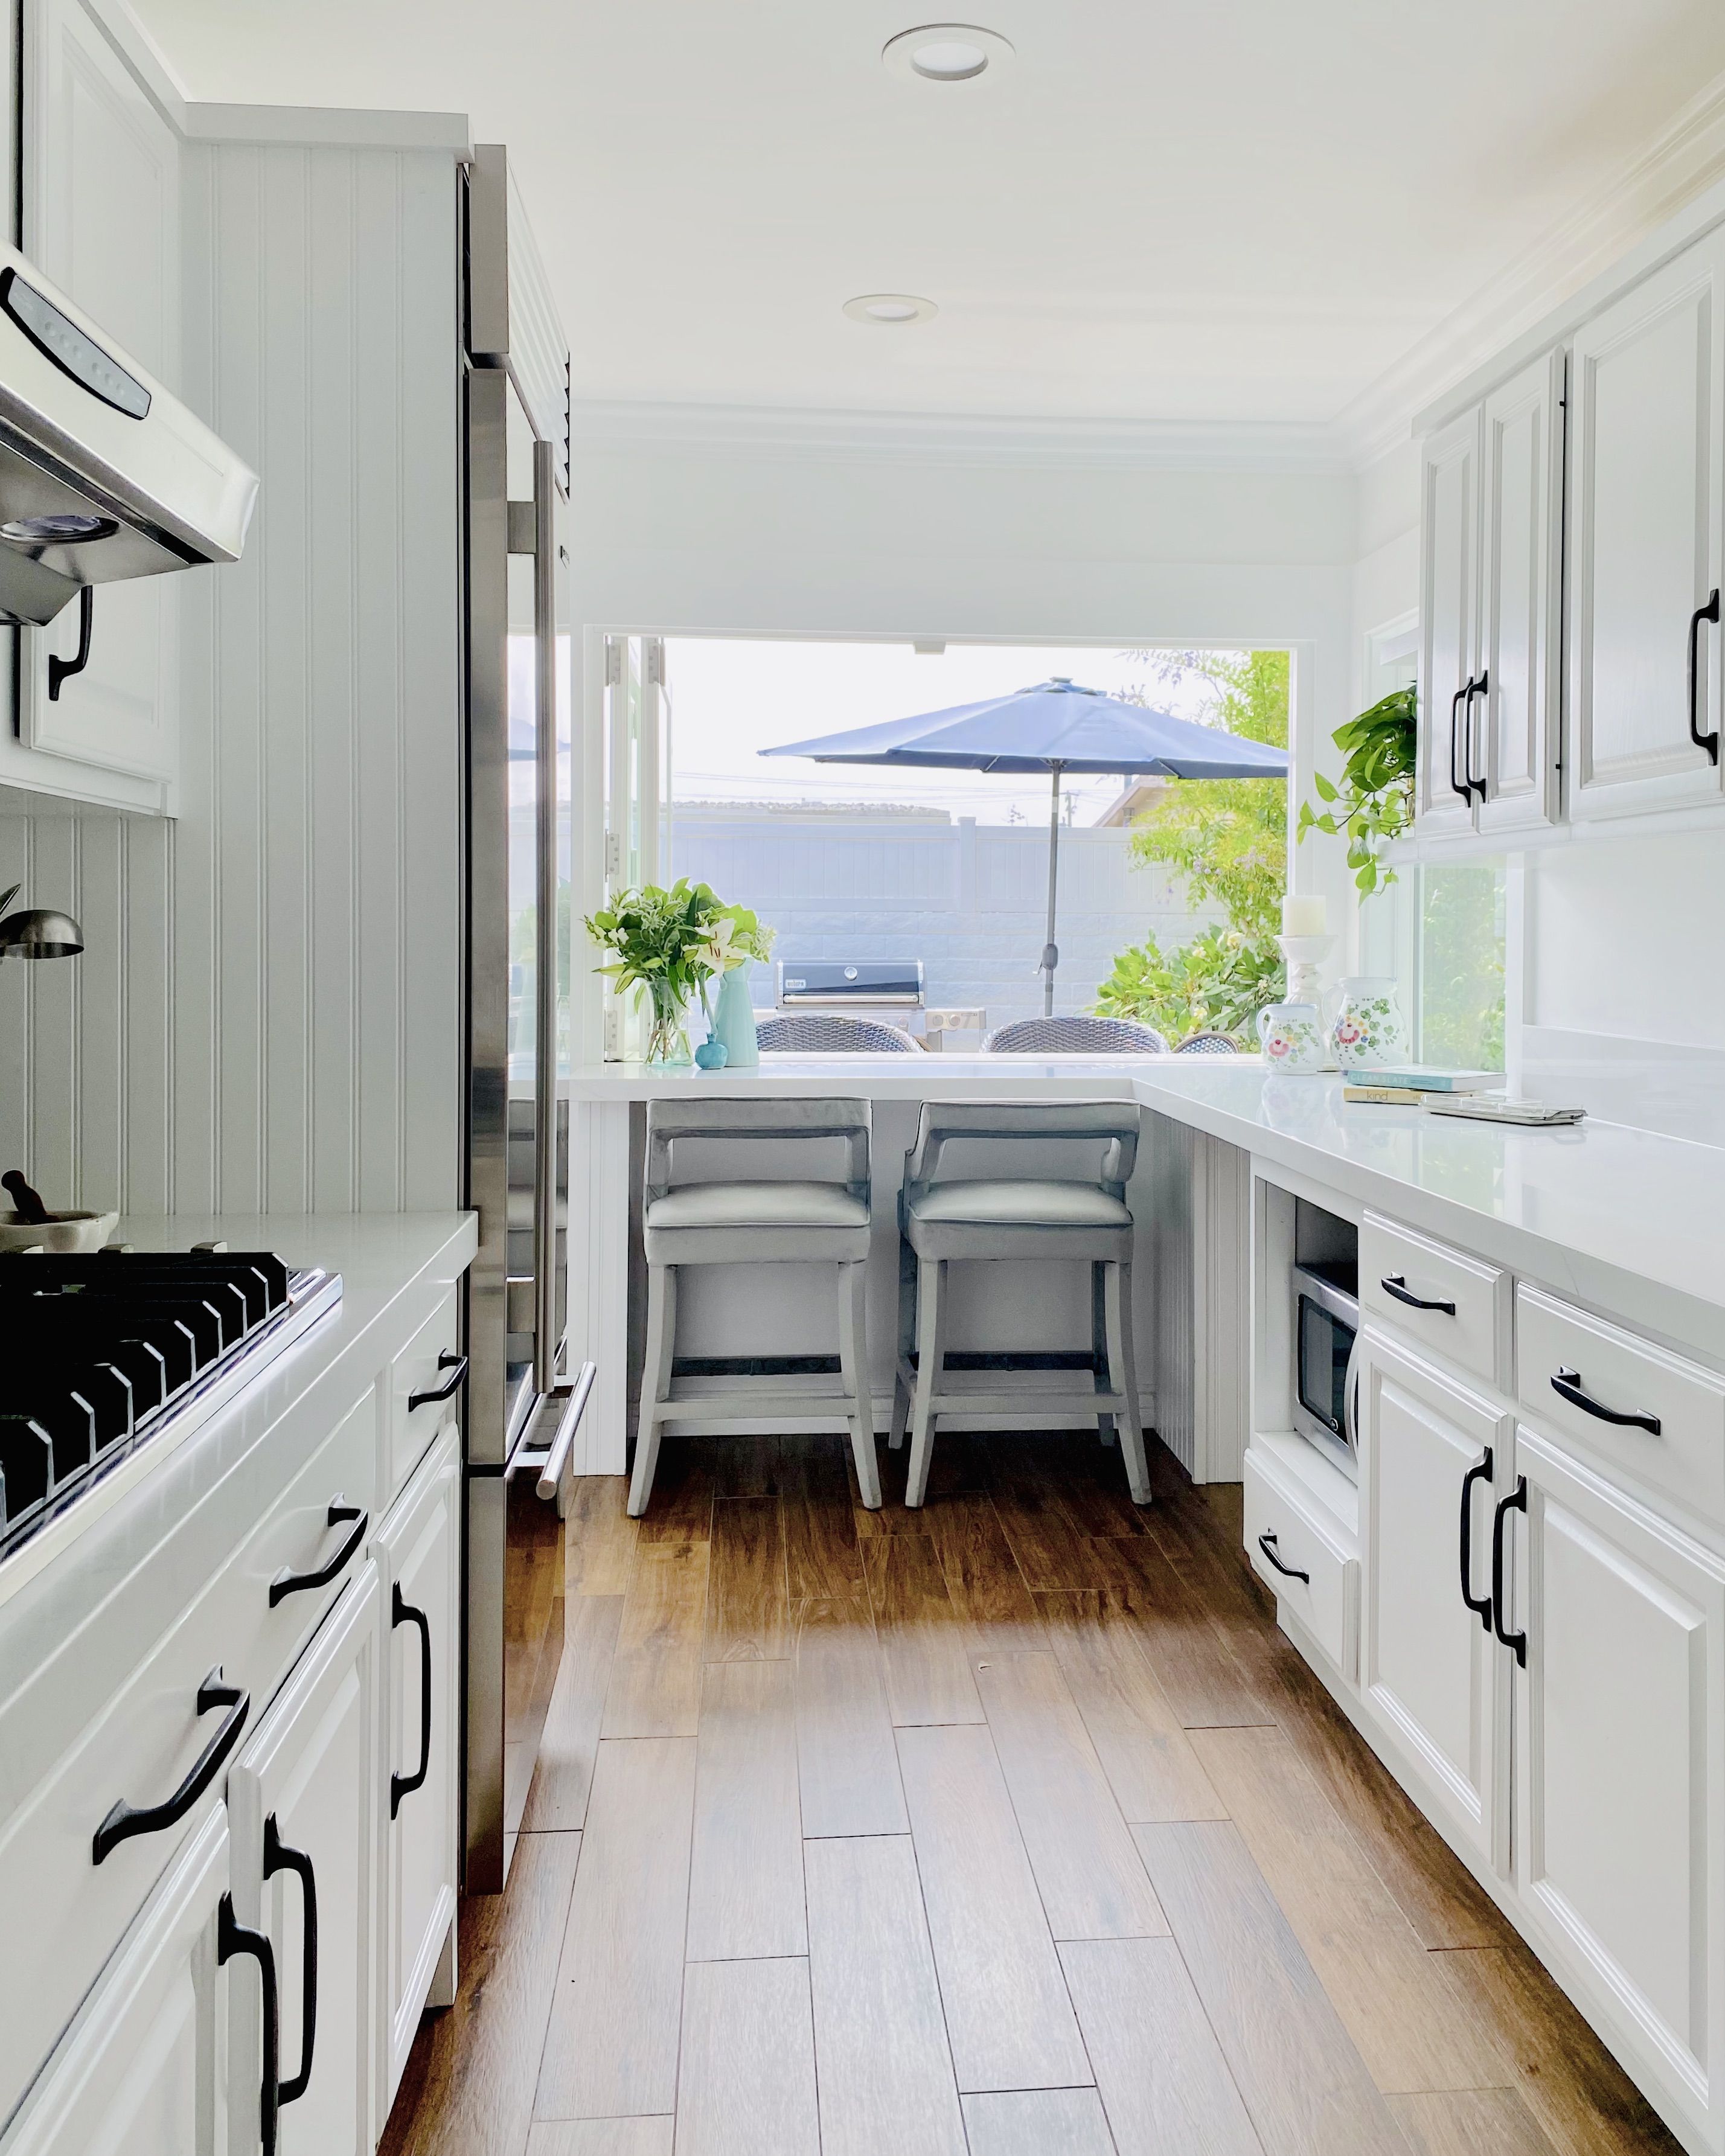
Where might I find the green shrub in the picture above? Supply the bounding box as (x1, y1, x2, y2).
(1095, 925, 1283, 1043)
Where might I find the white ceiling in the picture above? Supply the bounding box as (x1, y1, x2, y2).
(130, 0, 1725, 435)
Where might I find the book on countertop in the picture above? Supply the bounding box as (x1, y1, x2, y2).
(1342, 1084, 1468, 1105)
(1424, 1095, 1586, 1127)
(1365, 1065, 1505, 1092)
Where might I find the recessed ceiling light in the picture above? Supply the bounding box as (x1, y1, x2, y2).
(882, 24, 1014, 83)
(842, 293, 939, 325)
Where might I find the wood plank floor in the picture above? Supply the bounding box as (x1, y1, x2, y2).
(379, 1431, 1681, 2156)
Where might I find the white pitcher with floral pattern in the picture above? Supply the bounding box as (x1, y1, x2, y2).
(1256, 1000, 1328, 1073)
(1328, 976, 1410, 1072)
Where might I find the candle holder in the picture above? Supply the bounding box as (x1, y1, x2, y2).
(1276, 932, 1334, 1008)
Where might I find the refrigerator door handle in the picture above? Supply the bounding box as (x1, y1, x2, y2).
(531, 438, 560, 1397)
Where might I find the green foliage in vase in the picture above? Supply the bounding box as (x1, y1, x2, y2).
(1296, 685, 1417, 894)
(1096, 650, 1289, 1039)
(584, 878, 775, 1011)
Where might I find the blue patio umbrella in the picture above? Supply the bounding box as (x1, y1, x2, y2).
(763, 676, 1290, 1016)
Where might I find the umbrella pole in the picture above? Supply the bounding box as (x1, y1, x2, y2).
(1040, 763, 1063, 1018)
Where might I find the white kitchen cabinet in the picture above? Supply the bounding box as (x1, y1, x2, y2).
(1357, 1329, 1512, 1874)
(0, 1804, 232, 2156)
(1567, 228, 1725, 820)
(1416, 405, 1482, 839)
(15, 0, 182, 795)
(1509, 1424, 1725, 2152)
(1416, 352, 1563, 842)
(1477, 350, 1565, 835)
(227, 1567, 382, 2156)
(371, 1427, 460, 2113)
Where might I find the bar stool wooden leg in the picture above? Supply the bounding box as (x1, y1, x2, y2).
(889, 1235, 915, 1451)
(906, 1255, 948, 1508)
(837, 1259, 882, 1509)
(629, 1262, 678, 1517)
(1103, 1258, 1151, 1504)
(1092, 1259, 1118, 1447)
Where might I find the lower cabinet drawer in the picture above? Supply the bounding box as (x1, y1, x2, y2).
(1244, 1448, 1360, 1680)
(383, 1287, 461, 1502)
(1517, 1284, 1725, 1527)
(1361, 1211, 1511, 1390)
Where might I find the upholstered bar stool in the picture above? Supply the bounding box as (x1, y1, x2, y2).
(889, 1099, 1150, 1509)
(628, 1096, 882, 1516)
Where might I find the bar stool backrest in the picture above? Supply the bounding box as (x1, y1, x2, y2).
(902, 1098, 1139, 1208)
(644, 1095, 872, 1210)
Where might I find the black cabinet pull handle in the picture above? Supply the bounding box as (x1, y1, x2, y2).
(1687, 587, 1720, 763)
(268, 1498, 368, 1607)
(263, 1814, 318, 2108)
(1491, 1476, 1528, 1668)
(391, 1581, 433, 1817)
(1459, 1446, 1494, 1630)
(219, 1891, 279, 2156)
(1464, 670, 1490, 802)
(408, 1350, 467, 1413)
(1448, 679, 1474, 804)
(1551, 1366, 1660, 1435)
(93, 1667, 249, 1864)
(48, 584, 94, 702)
(1256, 1531, 1310, 1585)
(1380, 1274, 1457, 1316)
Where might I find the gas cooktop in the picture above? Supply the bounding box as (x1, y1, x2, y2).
(0, 1245, 341, 1559)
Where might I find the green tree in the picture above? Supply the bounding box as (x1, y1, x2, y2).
(1095, 650, 1288, 1041)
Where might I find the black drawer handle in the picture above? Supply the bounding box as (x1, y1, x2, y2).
(1551, 1366, 1660, 1435)
(1256, 1532, 1310, 1585)
(93, 1667, 249, 1864)
(1381, 1275, 1456, 1316)
(408, 1350, 467, 1413)
(391, 1581, 433, 1817)
(219, 1892, 280, 2156)
(1688, 587, 1720, 763)
(268, 1498, 368, 1607)
(1491, 1476, 1528, 1668)
(1459, 1446, 1494, 1630)
(264, 1814, 317, 2108)
(1448, 680, 1473, 804)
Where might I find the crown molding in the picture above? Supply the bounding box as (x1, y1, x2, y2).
(1336, 65, 1725, 463)
(570, 399, 1354, 475)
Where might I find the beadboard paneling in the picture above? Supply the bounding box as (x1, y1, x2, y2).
(1149, 1113, 1252, 1482)
(0, 139, 461, 1215)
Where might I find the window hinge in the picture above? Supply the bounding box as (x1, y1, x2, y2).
(604, 640, 623, 687)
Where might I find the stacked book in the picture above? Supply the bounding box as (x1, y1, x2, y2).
(1342, 1067, 1584, 1127)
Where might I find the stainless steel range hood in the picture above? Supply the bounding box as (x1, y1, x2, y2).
(0, 245, 258, 627)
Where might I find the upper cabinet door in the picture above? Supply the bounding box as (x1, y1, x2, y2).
(1417, 406, 1483, 839)
(18, 0, 181, 792)
(1568, 231, 1725, 820)
(1477, 351, 1564, 836)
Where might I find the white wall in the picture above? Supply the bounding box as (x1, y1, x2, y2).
(0, 134, 463, 1214)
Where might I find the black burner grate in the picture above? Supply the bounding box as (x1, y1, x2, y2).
(0, 1249, 296, 1550)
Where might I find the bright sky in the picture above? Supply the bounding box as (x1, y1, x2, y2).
(665, 638, 1227, 827)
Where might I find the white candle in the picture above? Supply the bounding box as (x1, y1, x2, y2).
(1281, 894, 1327, 936)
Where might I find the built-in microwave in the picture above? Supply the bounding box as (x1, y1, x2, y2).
(1291, 1258, 1360, 1477)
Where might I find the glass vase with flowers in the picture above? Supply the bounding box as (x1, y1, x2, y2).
(585, 879, 774, 1069)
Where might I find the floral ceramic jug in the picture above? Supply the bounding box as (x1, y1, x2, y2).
(1329, 976, 1410, 1072)
(1256, 1000, 1327, 1073)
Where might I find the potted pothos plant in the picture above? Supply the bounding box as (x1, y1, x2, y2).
(1296, 685, 1417, 893)
(584, 878, 772, 1066)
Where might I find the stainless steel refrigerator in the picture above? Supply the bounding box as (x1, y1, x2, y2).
(461, 145, 587, 1895)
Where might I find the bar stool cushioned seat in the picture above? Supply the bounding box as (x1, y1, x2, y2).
(630, 1097, 881, 1517)
(892, 1099, 1150, 1509)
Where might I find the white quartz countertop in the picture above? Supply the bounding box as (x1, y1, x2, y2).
(563, 1058, 1725, 1359)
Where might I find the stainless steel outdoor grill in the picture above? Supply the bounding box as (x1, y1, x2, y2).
(776, 959, 924, 1011)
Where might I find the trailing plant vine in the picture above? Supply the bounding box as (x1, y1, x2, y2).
(1296, 685, 1418, 894)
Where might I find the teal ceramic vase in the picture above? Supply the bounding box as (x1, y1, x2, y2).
(711, 967, 760, 1069)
